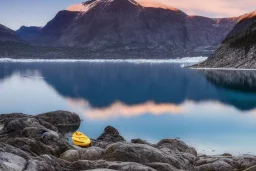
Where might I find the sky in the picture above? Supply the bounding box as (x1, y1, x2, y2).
(0, 0, 255, 30)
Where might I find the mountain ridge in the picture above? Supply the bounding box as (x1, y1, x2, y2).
(15, 0, 239, 59)
(0, 24, 23, 43)
(195, 11, 256, 68)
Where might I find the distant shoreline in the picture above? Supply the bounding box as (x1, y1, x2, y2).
(190, 67, 256, 71)
(0, 57, 208, 64)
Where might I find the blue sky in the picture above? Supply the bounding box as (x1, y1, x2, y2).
(0, 0, 255, 30)
(0, 0, 82, 30)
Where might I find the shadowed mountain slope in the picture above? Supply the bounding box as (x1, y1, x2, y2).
(195, 11, 256, 68)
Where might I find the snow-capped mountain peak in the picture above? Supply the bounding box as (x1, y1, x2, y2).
(66, 4, 86, 12)
(66, 0, 179, 12)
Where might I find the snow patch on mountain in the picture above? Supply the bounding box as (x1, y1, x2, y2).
(135, 0, 179, 11)
(66, 4, 87, 12)
(66, 0, 179, 12)
(238, 10, 256, 21)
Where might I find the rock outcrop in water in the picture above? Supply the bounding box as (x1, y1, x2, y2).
(195, 11, 256, 68)
(1, 111, 256, 171)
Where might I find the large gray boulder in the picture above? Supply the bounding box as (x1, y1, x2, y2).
(97, 126, 126, 143)
(195, 160, 233, 171)
(156, 139, 197, 156)
(236, 155, 256, 170)
(93, 126, 126, 148)
(36, 111, 81, 127)
(0, 111, 80, 157)
(102, 142, 191, 170)
(0, 152, 27, 171)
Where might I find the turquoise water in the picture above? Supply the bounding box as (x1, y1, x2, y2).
(1, 62, 256, 155)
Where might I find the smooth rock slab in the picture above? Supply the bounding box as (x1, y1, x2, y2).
(236, 155, 256, 169)
(244, 165, 256, 171)
(80, 147, 104, 160)
(103, 142, 182, 169)
(60, 150, 80, 162)
(194, 161, 233, 171)
(0, 152, 26, 171)
(156, 139, 197, 156)
(71, 160, 157, 171)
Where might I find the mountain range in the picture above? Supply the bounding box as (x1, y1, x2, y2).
(0, 0, 255, 62)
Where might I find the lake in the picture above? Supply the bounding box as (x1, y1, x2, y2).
(1, 61, 256, 155)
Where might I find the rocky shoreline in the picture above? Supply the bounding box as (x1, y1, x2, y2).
(1, 111, 256, 171)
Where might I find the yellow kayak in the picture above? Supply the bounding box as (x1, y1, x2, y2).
(72, 131, 91, 147)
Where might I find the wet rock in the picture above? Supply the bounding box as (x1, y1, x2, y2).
(196, 155, 239, 169)
(0, 113, 28, 125)
(71, 160, 157, 171)
(97, 126, 126, 143)
(236, 155, 256, 170)
(86, 169, 118, 171)
(36, 110, 81, 127)
(131, 139, 152, 145)
(243, 165, 256, 171)
(103, 142, 184, 169)
(222, 153, 233, 157)
(60, 150, 80, 162)
(0, 142, 31, 160)
(0, 152, 27, 171)
(25, 154, 73, 171)
(156, 139, 197, 157)
(195, 161, 233, 171)
(147, 162, 179, 171)
(93, 126, 126, 148)
(0, 111, 80, 157)
(196, 158, 219, 166)
(80, 146, 104, 160)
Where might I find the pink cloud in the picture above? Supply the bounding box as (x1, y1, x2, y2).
(67, 0, 255, 18)
(67, 98, 183, 120)
(138, 0, 256, 17)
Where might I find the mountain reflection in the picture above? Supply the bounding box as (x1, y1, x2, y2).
(201, 70, 256, 92)
(1, 62, 256, 111)
(67, 98, 183, 119)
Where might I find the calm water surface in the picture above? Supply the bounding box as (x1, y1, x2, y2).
(1, 62, 256, 155)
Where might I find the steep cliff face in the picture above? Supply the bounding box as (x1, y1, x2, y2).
(17, 0, 238, 59)
(195, 11, 256, 68)
(0, 24, 23, 42)
(186, 17, 237, 47)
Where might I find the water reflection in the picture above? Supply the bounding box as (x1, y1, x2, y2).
(201, 69, 256, 92)
(68, 99, 183, 119)
(2, 62, 256, 110)
(1, 62, 256, 155)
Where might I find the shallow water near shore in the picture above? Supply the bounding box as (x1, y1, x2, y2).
(1, 61, 256, 155)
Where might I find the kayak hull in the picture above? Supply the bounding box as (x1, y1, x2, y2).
(72, 131, 91, 147)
